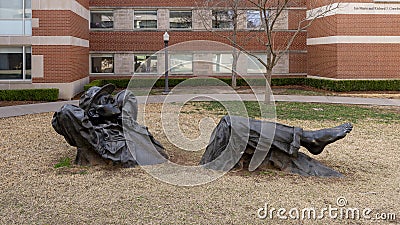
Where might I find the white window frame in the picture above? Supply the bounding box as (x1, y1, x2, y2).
(90, 54, 115, 74)
(169, 10, 193, 29)
(212, 10, 234, 29)
(134, 54, 158, 74)
(0, 46, 31, 81)
(90, 10, 114, 30)
(134, 10, 158, 29)
(246, 10, 262, 29)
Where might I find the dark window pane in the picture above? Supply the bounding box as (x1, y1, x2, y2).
(91, 57, 114, 73)
(25, 52, 31, 79)
(0, 52, 23, 80)
(247, 10, 261, 28)
(134, 55, 157, 73)
(134, 11, 157, 29)
(90, 12, 114, 29)
(212, 10, 233, 29)
(170, 11, 192, 29)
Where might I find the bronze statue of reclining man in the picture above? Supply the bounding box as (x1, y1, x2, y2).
(52, 84, 352, 177)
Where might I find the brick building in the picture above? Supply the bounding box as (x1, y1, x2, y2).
(0, 0, 399, 99)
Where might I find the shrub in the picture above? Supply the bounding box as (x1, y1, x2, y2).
(303, 79, 400, 92)
(84, 79, 103, 91)
(84, 78, 400, 92)
(0, 88, 59, 101)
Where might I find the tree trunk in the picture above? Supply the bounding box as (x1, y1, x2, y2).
(75, 147, 110, 166)
(232, 50, 238, 89)
(264, 69, 273, 103)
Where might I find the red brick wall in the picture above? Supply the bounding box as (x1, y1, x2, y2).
(289, 52, 307, 74)
(337, 14, 400, 36)
(307, 15, 337, 39)
(307, 1, 400, 79)
(90, 0, 305, 8)
(337, 44, 400, 79)
(33, 10, 89, 40)
(77, 0, 90, 9)
(307, 44, 337, 78)
(308, 14, 400, 38)
(32, 0, 90, 84)
(32, 46, 89, 83)
(288, 9, 306, 30)
(89, 31, 306, 52)
(308, 43, 400, 79)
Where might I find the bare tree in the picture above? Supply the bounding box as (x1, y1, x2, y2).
(197, 0, 340, 102)
(196, 0, 253, 88)
(243, 0, 340, 102)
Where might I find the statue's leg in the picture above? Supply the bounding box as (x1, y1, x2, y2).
(246, 120, 302, 157)
(254, 121, 353, 156)
(199, 115, 232, 165)
(300, 123, 353, 155)
(258, 121, 347, 177)
(269, 123, 302, 157)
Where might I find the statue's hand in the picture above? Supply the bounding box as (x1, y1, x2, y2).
(95, 104, 121, 118)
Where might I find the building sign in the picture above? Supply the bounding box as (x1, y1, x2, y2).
(354, 6, 400, 12)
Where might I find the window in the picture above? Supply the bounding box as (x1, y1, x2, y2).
(212, 10, 233, 29)
(134, 10, 157, 29)
(134, 55, 157, 73)
(90, 11, 113, 29)
(170, 54, 193, 73)
(91, 55, 114, 74)
(0, 46, 31, 80)
(248, 54, 267, 73)
(213, 54, 233, 73)
(247, 10, 261, 29)
(170, 11, 192, 29)
(0, 0, 32, 35)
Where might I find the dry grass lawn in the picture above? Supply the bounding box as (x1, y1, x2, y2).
(0, 103, 399, 224)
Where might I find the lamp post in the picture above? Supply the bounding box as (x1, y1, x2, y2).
(162, 31, 170, 94)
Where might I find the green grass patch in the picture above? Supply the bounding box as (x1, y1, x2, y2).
(273, 88, 325, 96)
(54, 157, 72, 168)
(189, 101, 275, 119)
(275, 102, 400, 123)
(194, 101, 400, 123)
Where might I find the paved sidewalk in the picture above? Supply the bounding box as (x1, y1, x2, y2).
(0, 94, 399, 118)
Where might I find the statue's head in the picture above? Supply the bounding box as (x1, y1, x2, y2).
(79, 84, 121, 118)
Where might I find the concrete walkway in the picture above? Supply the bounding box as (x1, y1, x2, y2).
(0, 94, 399, 118)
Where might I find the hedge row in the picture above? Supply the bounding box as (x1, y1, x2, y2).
(0, 88, 59, 101)
(84, 78, 400, 92)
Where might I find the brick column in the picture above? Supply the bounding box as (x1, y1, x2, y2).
(30, 0, 90, 99)
(307, 0, 400, 79)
